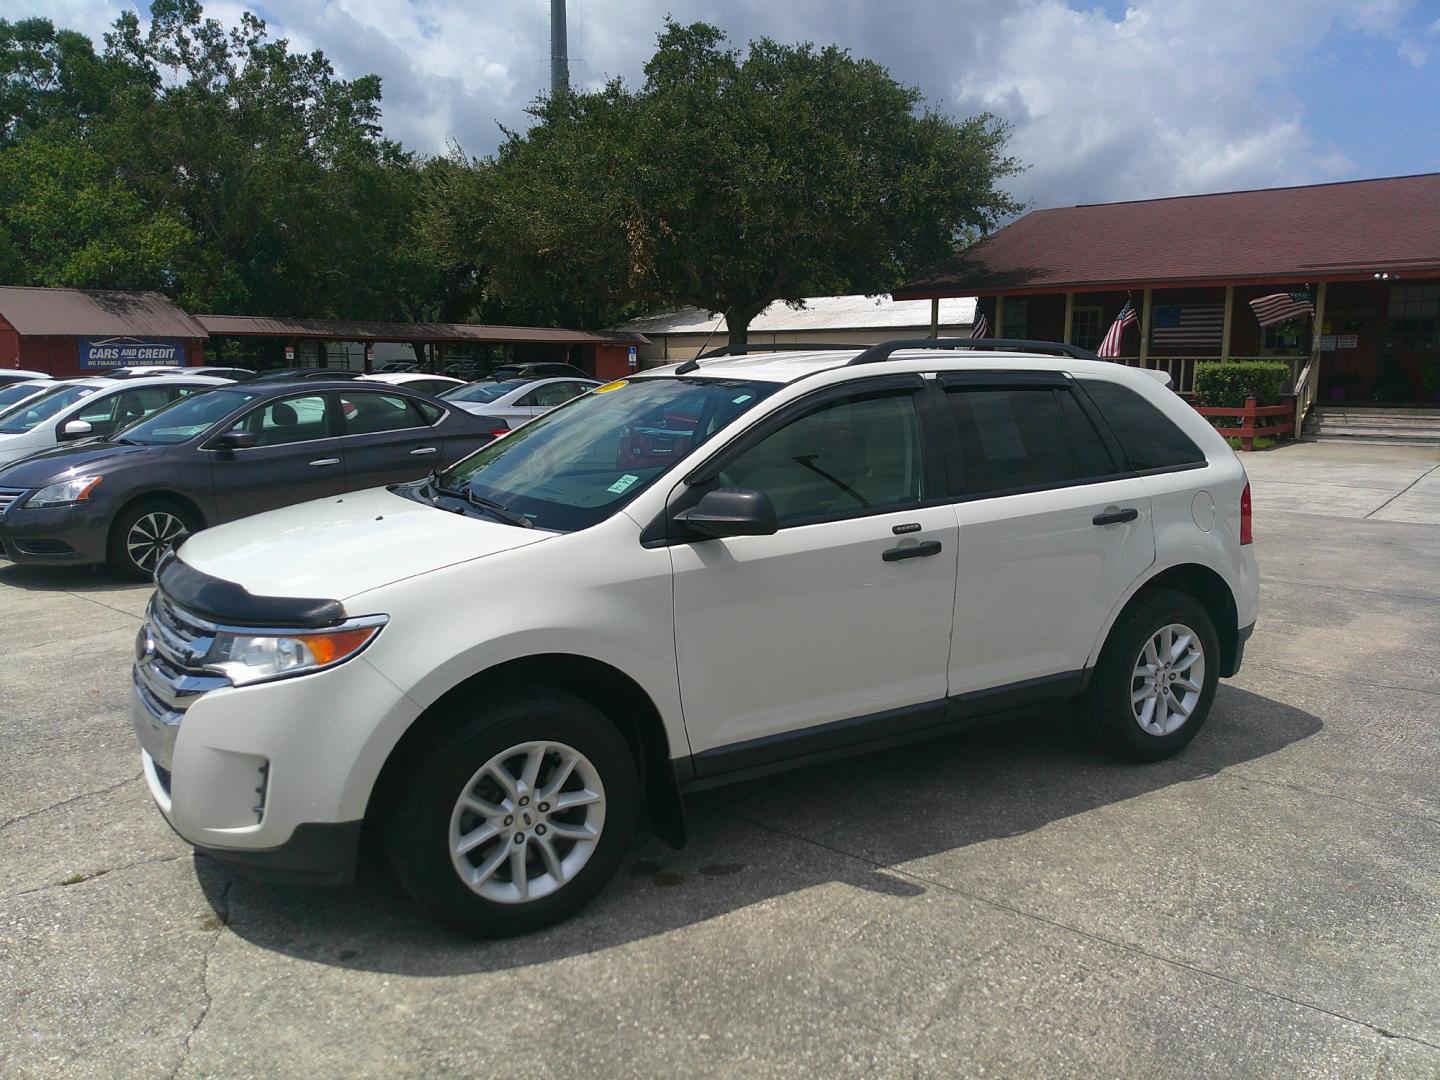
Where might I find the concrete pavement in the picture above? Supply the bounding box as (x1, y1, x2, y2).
(1, 441, 1438, 1078)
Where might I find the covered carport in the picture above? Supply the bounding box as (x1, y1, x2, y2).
(193, 315, 647, 380)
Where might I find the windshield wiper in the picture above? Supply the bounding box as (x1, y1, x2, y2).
(429, 472, 532, 528)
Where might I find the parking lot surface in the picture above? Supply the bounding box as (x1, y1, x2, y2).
(2, 441, 1438, 1078)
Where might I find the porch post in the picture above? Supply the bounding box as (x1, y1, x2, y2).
(1063, 291, 1075, 344)
(1138, 287, 1154, 368)
(929, 297, 939, 339)
(1313, 281, 1328, 344)
(994, 294, 1006, 337)
(1221, 285, 1234, 360)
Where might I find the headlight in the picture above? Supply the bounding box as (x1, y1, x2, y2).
(28, 475, 102, 507)
(202, 618, 386, 686)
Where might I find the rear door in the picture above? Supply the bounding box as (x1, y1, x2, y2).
(336, 388, 445, 488)
(940, 373, 1156, 695)
(208, 391, 346, 522)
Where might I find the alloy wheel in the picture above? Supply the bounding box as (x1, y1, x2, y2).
(126, 511, 188, 574)
(448, 740, 606, 904)
(1130, 622, 1206, 736)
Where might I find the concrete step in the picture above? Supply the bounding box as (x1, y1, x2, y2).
(1304, 425, 1440, 445)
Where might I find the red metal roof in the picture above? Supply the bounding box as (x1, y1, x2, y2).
(895, 173, 1440, 298)
(196, 314, 647, 345)
(0, 287, 208, 338)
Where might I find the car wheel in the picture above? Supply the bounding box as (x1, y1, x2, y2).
(386, 688, 640, 937)
(1082, 588, 1219, 762)
(108, 500, 198, 580)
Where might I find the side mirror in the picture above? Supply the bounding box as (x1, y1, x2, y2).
(60, 419, 93, 440)
(673, 487, 778, 540)
(215, 431, 257, 452)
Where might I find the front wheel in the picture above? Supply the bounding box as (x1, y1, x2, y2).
(108, 500, 198, 580)
(386, 688, 639, 936)
(1082, 588, 1220, 762)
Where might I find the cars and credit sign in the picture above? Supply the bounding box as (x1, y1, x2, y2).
(79, 336, 186, 370)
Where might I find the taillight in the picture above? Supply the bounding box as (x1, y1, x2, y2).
(1240, 482, 1253, 545)
(486, 427, 510, 439)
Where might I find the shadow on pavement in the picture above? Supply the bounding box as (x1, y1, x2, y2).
(199, 684, 1319, 974)
(0, 560, 142, 593)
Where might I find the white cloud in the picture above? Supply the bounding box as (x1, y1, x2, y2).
(1399, 38, 1428, 65)
(1, 0, 1420, 208)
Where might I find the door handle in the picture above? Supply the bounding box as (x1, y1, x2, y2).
(410, 446, 438, 455)
(309, 458, 340, 467)
(883, 540, 943, 562)
(1093, 507, 1139, 526)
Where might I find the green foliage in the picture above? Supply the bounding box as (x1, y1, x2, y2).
(1193, 361, 1291, 408)
(483, 20, 1024, 341)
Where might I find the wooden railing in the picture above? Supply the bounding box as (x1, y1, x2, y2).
(1111, 355, 1302, 395)
(1291, 349, 1320, 436)
(1192, 395, 1296, 450)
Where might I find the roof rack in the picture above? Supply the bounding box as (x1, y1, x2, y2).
(847, 337, 1103, 366)
(676, 341, 860, 373)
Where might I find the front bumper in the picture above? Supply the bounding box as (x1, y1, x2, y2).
(0, 499, 112, 564)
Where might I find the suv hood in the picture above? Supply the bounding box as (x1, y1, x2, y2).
(176, 486, 552, 602)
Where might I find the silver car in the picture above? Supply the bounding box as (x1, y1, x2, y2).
(440, 376, 599, 432)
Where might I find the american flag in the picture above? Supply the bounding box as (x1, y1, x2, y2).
(970, 309, 990, 338)
(1152, 304, 1224, 348)
(1097, 302, 1138, 357)
(1249, 289, 1314, 328)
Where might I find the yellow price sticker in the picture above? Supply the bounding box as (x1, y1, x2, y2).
(593, 379, 628, 393)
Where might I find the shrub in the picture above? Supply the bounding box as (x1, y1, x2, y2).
(1193, 361, 1290, 407)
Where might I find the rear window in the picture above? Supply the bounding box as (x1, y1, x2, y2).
(1080, 380, 1205, 471)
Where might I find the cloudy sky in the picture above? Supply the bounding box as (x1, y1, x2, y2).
(12, 0, 1440, 212)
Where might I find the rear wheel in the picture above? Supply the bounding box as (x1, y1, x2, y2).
(107, 500, 197, 580)
(1083, 588, 1219, 761)
(386, 688, 639, 936)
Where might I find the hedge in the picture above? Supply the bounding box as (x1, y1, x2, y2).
(1193, 361, 1290, 407)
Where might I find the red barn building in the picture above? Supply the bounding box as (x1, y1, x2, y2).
(0, 287, 208, 377)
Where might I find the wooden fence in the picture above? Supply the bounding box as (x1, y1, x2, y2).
(1191, 395, 1296, 450)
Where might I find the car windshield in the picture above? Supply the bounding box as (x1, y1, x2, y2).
(436, 376, 781, 532)
(0, 382, 49, 411)
(115, 388, 259, 444)
(442, 379, 530, 404)
(0, 384, 100, 434)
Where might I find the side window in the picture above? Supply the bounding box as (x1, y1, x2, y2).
(717, 391, 925, 527)
(529, 382, 583, 408)
(231, 394, 332, 446)
(1080, 380, 1205, 471)
(946, 386, 1118, 497)
(76, 392, 121, 424)
(414, 399, 443, 424)
(340, 392, 423, 435)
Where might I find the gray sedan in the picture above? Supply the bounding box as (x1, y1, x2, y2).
(440, 376, 599, 433)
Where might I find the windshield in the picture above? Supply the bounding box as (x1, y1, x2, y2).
(116, 388, 259, 444)
(0, 382, 50, 411)
(442, 379, 530, 404)
(436, 376, 781, 532)
(0, 384, 100, 434)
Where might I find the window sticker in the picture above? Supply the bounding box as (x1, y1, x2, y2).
(732, 393, 753, 404)
(593, 380, 628, 393)
(607, 473, 640, 494)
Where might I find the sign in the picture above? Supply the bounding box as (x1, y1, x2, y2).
(627, 345, 638, 370)
(1320, 335, 1337, 351)
(1337, 334, 1358, 349)
(285, 345, 296, 361)
(79, 336, 184, 370)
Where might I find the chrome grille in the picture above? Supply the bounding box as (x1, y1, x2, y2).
(0, 487, 25, 514)
(132, 592, 229, 772)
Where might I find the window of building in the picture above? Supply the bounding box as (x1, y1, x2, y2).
(1070, 306, 1104, 351)
(945, 386, 1118, 496)
(1385, 283, 1439, 352)
(1080, 380, 1205, 472)
(1001, 298, 1028, 339)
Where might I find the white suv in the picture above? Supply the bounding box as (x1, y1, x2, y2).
(130, 340, 1258, 935)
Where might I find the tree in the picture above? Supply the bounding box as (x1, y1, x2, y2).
(485, 21, 1023, 345)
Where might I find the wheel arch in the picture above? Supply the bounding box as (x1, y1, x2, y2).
(364, 652, 686, 846)
(109, 489, 208, 538)
(1094, 562, 1241, 677)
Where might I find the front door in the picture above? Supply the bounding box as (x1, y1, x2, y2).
(209, 391, 347, 522)
(939, 377, 1156, 694)
(671, 379, 958, 769)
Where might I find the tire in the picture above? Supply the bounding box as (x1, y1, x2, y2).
(1082, 588, 1220, 762)
(385, 688, 640, 937)
(107, 499, 199, 580)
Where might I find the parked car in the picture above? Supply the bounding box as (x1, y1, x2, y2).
(0, 379, 59, 414)
(379, 361, 419, 373)
(252, 368, 362, 382)
(0, 379, 501, 577)
(128, 339, 1257, 936)
(359, 372, 467, 396)
(443, 362, 485, 380)
(191, 367, 258, 381)
(0, 369, 51, 387)
(0, 374, 229, 469)
(489, 362, 590, 381)
(104, 366, 191, 379)
(441, 376, 599, 433)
